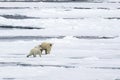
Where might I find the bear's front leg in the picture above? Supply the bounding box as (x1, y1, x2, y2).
(41, 49, 43, 54)
(26, 54, 30, 57)
(27, 53, 32, 57)
(46, 48, 51, 54)
(45, 49, 48, 54)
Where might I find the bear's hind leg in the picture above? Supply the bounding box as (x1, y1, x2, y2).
(27, 54, 32, 57)
(37, 51, 41, 57)
(26, 55, 30, 57)
(33, 53, 36, 57)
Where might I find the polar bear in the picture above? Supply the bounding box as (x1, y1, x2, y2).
(27, 45, 42, 57)
(40, 42, 53, 54)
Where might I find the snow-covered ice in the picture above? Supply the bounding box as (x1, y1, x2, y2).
(0, 2, 120, 80)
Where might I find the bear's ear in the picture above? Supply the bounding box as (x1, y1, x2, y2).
(50, 44, 52, 46)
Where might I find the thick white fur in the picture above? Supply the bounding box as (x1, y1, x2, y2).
(27, 45, 42, 57)
(40, 42, 53, 54)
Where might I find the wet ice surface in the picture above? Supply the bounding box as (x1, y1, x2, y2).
(0, 2, 120, 80)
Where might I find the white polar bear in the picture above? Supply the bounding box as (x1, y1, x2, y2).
(27, 45, 42, 57)
(40, 42, 53, 55)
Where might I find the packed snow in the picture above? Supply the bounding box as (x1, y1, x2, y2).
(0, 2, 120, 80)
